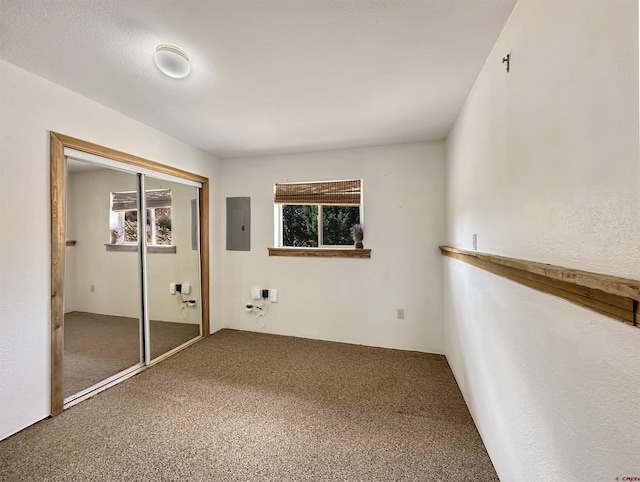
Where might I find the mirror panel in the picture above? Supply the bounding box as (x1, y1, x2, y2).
(144, 176, 201, 360)
(64, 159, 143, 400)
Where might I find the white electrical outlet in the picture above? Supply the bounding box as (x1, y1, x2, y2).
(397, 309, 405, 320)
(251, 288, 261, 300)
(182, 283, 191, 295)
(270, 289, 278, 302)
(170, 283, 176, 295)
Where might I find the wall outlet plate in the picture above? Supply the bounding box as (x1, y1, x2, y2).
(270, 289, 278, 302)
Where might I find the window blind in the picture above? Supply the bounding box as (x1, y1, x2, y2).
(274, 180, 361, 205)
(111, 189, 171, 211)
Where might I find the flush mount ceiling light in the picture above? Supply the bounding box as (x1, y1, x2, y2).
(153, 44, 191, 79)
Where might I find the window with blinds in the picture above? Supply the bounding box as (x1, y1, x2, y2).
(274, 180, 363, 248)
(110, 190, 172, 246)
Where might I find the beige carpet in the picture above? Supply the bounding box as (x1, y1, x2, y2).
(1, 329, 498, 481)
(64, 311, 200, 398)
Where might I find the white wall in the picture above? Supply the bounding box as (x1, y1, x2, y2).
(66, 169, 201, 324)
(220, 142, 445, 353)
(445, 1, 640, 480)
(0, 60, 221, 440)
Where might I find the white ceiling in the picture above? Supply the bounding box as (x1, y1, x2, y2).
(0, 0, 516, 159)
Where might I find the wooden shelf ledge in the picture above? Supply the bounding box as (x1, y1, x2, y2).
(440, 246, 639, 327)
(268, 247, 371, 258)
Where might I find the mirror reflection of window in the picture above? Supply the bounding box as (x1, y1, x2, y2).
(110, 190, 172, 246)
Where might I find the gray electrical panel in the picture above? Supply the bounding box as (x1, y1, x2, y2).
(226, 197, 250, 251)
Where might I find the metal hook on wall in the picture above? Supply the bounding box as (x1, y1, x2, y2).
(502, 53, 511, 73)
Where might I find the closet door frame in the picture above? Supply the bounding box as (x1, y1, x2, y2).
(50, 132, 210, 415)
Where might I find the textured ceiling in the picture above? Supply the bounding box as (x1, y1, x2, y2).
(0, 0, 516, 159)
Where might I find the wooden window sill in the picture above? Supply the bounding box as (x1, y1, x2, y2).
(268, 247, 371, 258)
(105, 244, 176, 254)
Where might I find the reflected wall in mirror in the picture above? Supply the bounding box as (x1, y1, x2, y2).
(145, 177, 202, 360)
(64, 159, 143, 400)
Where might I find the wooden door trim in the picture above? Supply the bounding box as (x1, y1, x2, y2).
(50, 132, 211, 416)
(50, 133, 66, 415)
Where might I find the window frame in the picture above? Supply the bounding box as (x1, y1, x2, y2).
(273, 179, 364, 249)
(275, 203, 363, 249)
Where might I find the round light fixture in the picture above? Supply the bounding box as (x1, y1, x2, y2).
(153, 44, 191, 79)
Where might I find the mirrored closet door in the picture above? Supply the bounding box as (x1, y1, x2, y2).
(56, 142, 206, 408)
(64, 160, 144, 400)
(145, 176, 202, 361)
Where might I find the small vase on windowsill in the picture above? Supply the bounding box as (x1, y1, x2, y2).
(354, 232, 364, 249)
(110, 226, 123, 244)
(350, 224, 364, 249)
